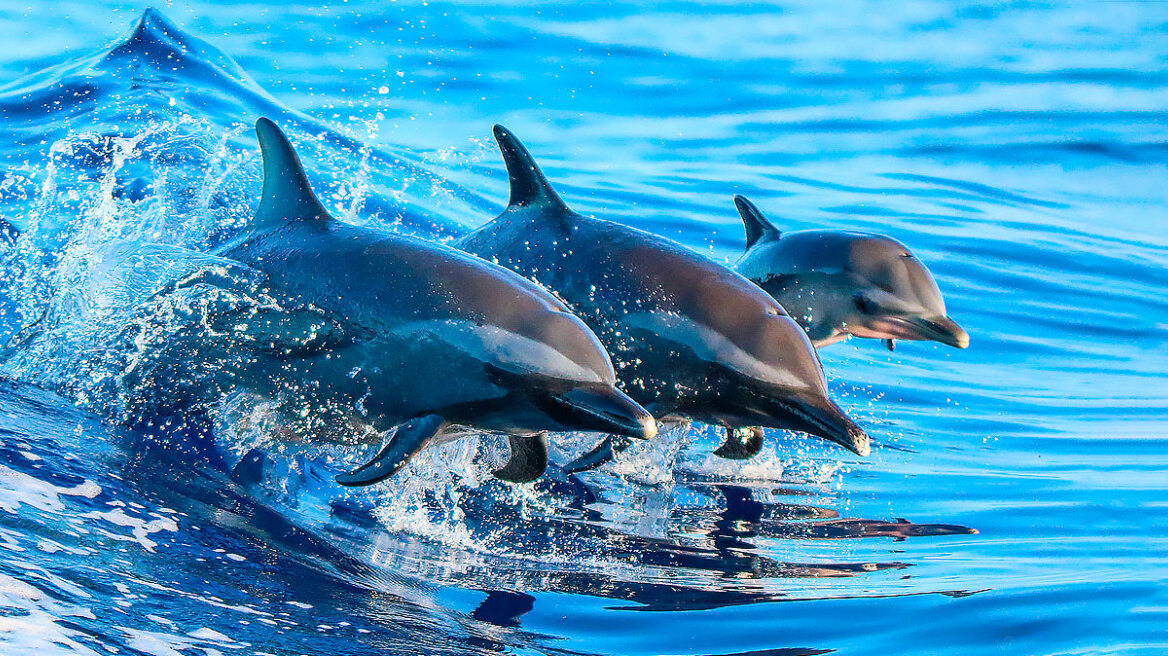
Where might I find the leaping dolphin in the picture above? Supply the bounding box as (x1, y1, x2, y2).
(181, 118, 656, 485)
(732, 196, 969, 351)
(456, 126, 870, 471)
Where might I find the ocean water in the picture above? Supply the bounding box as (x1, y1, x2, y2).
(0, 2, 1165, 655)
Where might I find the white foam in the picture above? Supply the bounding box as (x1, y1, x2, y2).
(0, 465, 103, 515)
(80, 509, 179, 553)
(117, 627, 188, 656)
(0, 572, 100, 656)
(186, 627, 231, 642)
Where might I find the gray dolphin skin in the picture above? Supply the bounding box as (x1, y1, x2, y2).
(733, 196, 969, 352)
(204, 118, 655, 485)
(456, 125, 871, 470)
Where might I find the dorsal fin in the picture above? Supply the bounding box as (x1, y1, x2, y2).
(254, 118, 332, 226)
(493, 125, 571, 216)
(734, 195, 780, 249)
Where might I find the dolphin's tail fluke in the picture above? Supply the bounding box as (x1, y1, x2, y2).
(254, 118, 333, 227)
(0, 218, 17, 244)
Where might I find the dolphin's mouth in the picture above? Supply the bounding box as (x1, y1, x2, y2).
(765, 394, 871, 457)
(853, 315, 969, 349)
(538, 385, 658, 440)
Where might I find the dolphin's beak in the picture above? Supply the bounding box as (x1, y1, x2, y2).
(542, 385, 658, 440)
(852, 314, 970, 349)
(782, 393, 872, 457)
(906, 315, 970, 349)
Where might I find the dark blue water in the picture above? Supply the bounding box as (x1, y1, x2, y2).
(0, 3, 1165, 654)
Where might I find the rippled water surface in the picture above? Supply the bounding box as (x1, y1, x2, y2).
(0, 3, 1165, 655)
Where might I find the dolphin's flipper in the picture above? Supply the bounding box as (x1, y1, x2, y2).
(254, 117, 333, 226)
(472, 590, 537, 628)
(884, 338, 896, 351)
(335, 414, 446, 486)
(492, 125, 573, 220)
(563, 434, 635, 474)
(713, 426, 765, 460)
(492, 433, 549, 483)
(734, 195, 781, 249)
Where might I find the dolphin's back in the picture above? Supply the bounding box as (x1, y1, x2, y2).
(738, 230, 875, 276)
(224, 119, 618, 387)
(464, 207, 775, 322)
(233, 222, 557, 326)
(739, 229, 946, 314)
(463, 208, 825, 389)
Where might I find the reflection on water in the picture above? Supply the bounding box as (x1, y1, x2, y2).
(0, 379, 977, 656)
(357, 469, 978, 617)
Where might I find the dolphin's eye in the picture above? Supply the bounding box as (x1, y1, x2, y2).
(853, 292, 878, 314)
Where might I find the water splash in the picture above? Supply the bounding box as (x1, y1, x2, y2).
(20, 7, 1139, 656)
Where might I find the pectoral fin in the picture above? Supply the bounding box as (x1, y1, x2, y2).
(335, 415, 447, 486)
(713, 426, 764, 460)
(562, 434, 635, 474)
(492, 433, 548, 483)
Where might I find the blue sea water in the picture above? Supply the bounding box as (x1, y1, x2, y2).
(0, 2, 1165, 654)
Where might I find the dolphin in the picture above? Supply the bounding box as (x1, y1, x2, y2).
(175, 118, 655, 485)
(456, 126, 870, 470)
(733, 196, 969, 351)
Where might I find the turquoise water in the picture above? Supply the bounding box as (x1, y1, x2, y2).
(0, 3, 1166, 654)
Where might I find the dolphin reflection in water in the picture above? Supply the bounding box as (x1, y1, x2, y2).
(370, 480, 977, 623)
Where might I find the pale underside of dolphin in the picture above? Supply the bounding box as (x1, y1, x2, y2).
(192, 118, 656, 486)
(733, 196, 969, 352)
(456, 125, 870, 472)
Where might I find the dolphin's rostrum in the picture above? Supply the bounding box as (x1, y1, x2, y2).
(457, 125, 871, 470)
(733, 196, 969, 351)
(207, 118, 655, 485)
